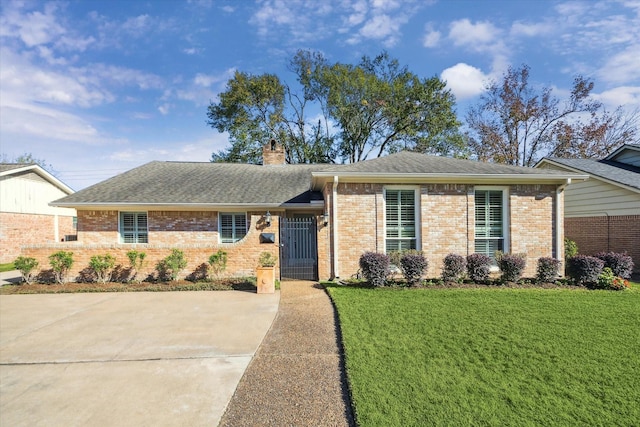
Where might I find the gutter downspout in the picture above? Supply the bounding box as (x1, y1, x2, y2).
(556, 179, 570, 267)
(332, 176, 339, 279)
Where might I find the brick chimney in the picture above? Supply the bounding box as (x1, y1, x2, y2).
(262, 139, 285, 165)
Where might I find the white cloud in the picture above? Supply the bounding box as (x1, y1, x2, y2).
(441, 63, 490, 100)
(594, 86, 640, 109)
(449, 19, 499, 48)
(158, 104, 171, 115)
(510, 21, 553, 37)
(422, 23, 440, 47)
(597, 44, 640, 85)
(183, 47, 201, 55)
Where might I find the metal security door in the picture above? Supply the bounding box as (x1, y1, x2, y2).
(280, 217, 318, 280)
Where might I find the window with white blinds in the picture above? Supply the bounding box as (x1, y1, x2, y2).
(475, 190, 505, 259)
(385, 189, 417, 253)
(220, 213, 247, 243)
(119, 212, 148, 243)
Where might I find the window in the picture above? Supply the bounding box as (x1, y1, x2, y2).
(220, 213, 247, 243)
(475, 189, 506, 260)
(385, 189, 417, 253)
(119, 212, 148, 243)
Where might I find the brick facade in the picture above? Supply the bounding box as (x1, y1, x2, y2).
(324, 183, 561, 279)
(1, 212, 75, 263)
(19, 183, 564, 282)
(21, 211, 283, 281)
(566, 215, 640, 273)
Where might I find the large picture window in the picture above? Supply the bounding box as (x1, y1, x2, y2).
(385, 189, 417, 253)
(475, 189, 506, 260)
(220, 213, 247, 243)
(119, 212, 148, 243)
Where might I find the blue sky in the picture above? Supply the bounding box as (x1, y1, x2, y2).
(1, 0, 639, 190)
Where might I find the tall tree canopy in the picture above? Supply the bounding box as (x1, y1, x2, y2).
(207, 51, 464, 164)
(466, 65, 638, 167)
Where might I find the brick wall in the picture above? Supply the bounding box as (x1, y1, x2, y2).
(21, 212, 281, 281)
(329, 183, 561, 279)
(566, 215, 640, 273)
(0, 212, 75, 263)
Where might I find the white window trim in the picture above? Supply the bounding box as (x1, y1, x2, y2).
(118, 211, 148, 244)
(474, 186, 510, 261)
(218, 212, 248, 244)
(383, 186, 421, 252)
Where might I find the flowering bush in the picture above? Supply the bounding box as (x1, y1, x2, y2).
(466, 253, 492, 282)
(442, 254, 466, 283)
(595, 267, 630, 290)
(359, 252, 390, 287)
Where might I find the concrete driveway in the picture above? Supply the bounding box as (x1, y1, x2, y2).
(0, 290, 279, 427)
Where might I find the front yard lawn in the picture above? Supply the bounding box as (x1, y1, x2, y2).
(327, 286, 640, 426)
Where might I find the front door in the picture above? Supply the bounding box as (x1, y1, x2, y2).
(279, 216, 318, 280)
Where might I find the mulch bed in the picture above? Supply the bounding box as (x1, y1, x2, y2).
(0, 278, 256, 294)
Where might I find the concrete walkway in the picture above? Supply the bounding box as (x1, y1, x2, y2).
(0, 270, 21, 286)
(0, 291, 279, 427)
(219, 281, 354, 426)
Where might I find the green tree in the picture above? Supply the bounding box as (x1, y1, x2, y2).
(465, 65, 638, 167)
(208, 50, 464, 164)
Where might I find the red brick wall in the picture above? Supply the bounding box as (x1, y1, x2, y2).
(0, 212, 75, 263)
(21, 212, 281, 281)
(566, 215, 640, 272)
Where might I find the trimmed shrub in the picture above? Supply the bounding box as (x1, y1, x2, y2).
(498, 253, 527, 282)
(466, 253, 492, 282)
(48, 251, 74, 284)
(536, 257, 562, 283)
(442, 254, 466, 283)
(359, 252, 390, 287)
(208, 249, 228, 279)
(89, 254, 116, 284)
(258, 251, 277, 267)
(156, 249, 187, 281)
(126, 250, 147, 283)
(567, 255, 604, 286)
(595, 252, 634, 279)
(14, 256, 39, 284)
(400, 251, 427, 285)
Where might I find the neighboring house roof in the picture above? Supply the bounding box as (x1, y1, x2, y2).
(606, 143, 640, 162)
(52, 152, 586, 209)
(536, 157, 640, 193)
(0, 163, 74, 195)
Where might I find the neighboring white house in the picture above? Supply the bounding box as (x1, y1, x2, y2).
(0, 164, 76, 263)
(535, 144, 640, 272)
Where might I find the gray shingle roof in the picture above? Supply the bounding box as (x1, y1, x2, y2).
(543, 157, 640, 190)
(54, 152, 582, 207)
(316, 151, 572, 176)
(54, 161, 328, 205)
(0, 163, 33, 173)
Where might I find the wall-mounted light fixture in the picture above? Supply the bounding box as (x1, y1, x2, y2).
(320, 212, 329, 226)
(264, 211, 272, 226)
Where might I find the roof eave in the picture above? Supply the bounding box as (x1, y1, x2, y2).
(311, 172, 588, 190)
(50, 202, 324, 211)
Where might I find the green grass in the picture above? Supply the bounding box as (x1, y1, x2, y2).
(327, 286, 640, 426)
(0, 263, 15, 272)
